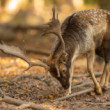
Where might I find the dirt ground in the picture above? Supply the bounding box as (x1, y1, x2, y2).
(0, 52, 110, 110)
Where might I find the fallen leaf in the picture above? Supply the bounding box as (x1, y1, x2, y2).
(17, 89, 21, 92)
(0, 97, 3, 101)
(72, 79, 78, 82)
(48, 94, 53, 98)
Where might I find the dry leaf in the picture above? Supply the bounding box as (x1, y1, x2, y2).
(72, 79, 78, 82)
(48, 94, 53, 98)
(17, 89, 21, 92)
(0, 97, 3, 101)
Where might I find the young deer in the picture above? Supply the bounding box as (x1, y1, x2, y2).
(0, 8, 110, 95)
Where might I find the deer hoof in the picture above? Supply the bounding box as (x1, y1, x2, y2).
(66, 93, 71, 96)
(65, 89, 71, 96)
(95, 87, 102, 95)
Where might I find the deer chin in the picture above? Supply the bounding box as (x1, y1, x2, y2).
(62, 84, 69, 89)
(57, 78, 70, 90)
(49, 70, 70, 89)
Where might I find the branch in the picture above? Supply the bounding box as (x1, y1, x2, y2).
(55, 85, 110, 101)
(70, 100, 110, 106)
(72, 80, 84, 86)
(54, 88, 94, 101)
(72, 81, 93, 89)
(81, 101, 110, 105)
(73, 72, 102, 78)
(0, 88, 50, 110)
(0, 23, 47, 31)
(16, 103, 33, 110)
(2, 96, 50, 110)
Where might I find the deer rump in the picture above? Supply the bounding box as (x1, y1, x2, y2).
(0, 8, 110, 95)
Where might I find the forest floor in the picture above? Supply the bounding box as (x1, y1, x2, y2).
(0, 52, 110, 110)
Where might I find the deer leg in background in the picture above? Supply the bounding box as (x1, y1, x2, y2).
(100, 63, 107, 87)
(104, 63, 110, 87)
(100, 60, 110, 88)
(87, 50, 102, 94)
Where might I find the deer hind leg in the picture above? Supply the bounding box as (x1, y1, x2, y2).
(100, 60, 110, 88)
(87, 50, 102, 94)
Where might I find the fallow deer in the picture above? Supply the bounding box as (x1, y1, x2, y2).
(0, 8, 110, 95)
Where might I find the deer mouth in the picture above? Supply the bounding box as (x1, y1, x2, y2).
(61, 82, 69, 89)
(62, 85, 69, 89)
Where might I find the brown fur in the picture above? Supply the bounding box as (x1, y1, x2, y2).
(48, 9, 110, 94)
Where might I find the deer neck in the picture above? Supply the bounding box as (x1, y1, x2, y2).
(50, 35, 78, 64)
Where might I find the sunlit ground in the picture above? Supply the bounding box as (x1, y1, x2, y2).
(0, 54, 104, 77)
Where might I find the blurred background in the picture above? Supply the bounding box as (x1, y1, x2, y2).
(0, 0, 109, 68)
(0, 0, 110, 50)
(0, 0, 108, 78)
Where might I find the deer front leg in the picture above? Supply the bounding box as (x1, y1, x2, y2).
(100, 60, 110, 88)
(87, 50, 102, 94)
(68, 62, 74, 95)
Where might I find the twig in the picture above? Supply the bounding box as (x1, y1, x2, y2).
(55, 85, 110, 101)
(81, 101, 110, 105)
(72, 80, 84, 86)
(16, 103, 32, 110)
(54, 88, 94, 101)
(13, 74, 44, 81)
(73, 72, 102, 78)
(70, 101, 110, 106)
(0, 88, 50, 110)
(2, 96, 50, 110)
(72, 82, 93, 89)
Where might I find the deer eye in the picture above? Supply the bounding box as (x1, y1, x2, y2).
(62, 69, 66, 73)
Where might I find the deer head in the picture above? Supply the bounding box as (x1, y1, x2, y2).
(39, 7, 70, 89)
(0, 7, 70, 90)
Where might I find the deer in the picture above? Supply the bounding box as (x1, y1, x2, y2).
(0, 7, 110, 95)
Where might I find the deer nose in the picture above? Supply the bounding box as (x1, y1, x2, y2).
(62, 84, 69, 89)
(63, 85, 69, 89)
